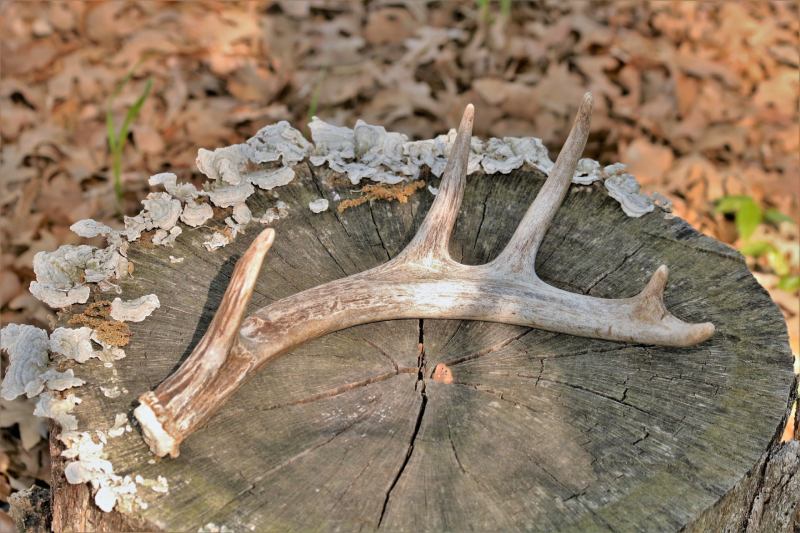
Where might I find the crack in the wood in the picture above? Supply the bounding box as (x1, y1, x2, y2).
(358, 336, 401, 373)
(562, 489, 587, 503)
(536, 377, 653, 416)
(471, 187, 492, 256)
(631, 429, 649, 446)
(305, 162, 330, 199)
(449, 381, 541, 417)
(257, 370, 409, 412)
(445, 329, 532, 367)
(441, 333, 646, 371)
(368, 201, 392, 260)
(447, 424, 466, 474)
(310, 229, 349, 277)
(583, 242, 646, 295)
(740, 377, 798, 532)
(377, 320, 427, 528)
(535, 359, 545, 387)
(486, 344, 649, 373)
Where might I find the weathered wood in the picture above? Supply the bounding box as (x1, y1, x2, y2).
(52, 165, 795, 531)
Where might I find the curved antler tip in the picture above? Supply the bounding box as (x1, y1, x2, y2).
(246, 227, 276, 259)
(259, 227, 276, 245)
(578, 92, 593, 118)
(460, 103, 475, 131)
(685, 321, 716, 346)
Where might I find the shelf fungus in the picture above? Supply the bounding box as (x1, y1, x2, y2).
(1, 321, 170, 514)
(110, 295, 161, 323)
(180, 200, 214, 228)
(1, 324, 51, 400)
(308, 198, 330, 213)
(134, 94, 715, 458)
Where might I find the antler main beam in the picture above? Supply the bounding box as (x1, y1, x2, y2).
(134, 94, 714, 457)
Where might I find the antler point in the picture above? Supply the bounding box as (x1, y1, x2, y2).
(460, 103, 475, 131)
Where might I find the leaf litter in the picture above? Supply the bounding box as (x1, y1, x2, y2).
(1, 0, 798, 518)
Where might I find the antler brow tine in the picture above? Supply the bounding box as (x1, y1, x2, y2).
(135, 97, 714, 457)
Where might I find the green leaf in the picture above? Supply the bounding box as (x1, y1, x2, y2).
(777, 275, 800, 292)
(764, 208, 795, 225)
(735, 198, 762, 240)
(715, 195, 752, 214)
(766, 249, 790, 277)
(105, 108, 117, 152)
(117, 78, 153, 153)
(739, 240, 775, 257)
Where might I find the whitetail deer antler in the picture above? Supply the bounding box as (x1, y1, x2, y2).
(134, 94, 714, 457)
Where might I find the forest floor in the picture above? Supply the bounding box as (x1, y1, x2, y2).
(0, 1, 798, 526)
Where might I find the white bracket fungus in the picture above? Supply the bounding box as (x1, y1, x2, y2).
(149, 172, 200, 202)
(205, 181, 255, 208)
(110, 295, 161, 323)
(0, 324, 50, 400)
(90, 331, 126, 362)
(70, 219, 114, 238)
(37, 369, 85, 393)
(203, 231, 232, 251)
(602, 164, 656, 217)
(231, 203, 252, 225)
(572, 158, 603, 185)
(186, 115, 666, 252)
(33, 392, 81, 432)
(50, 327, 96, 363)
(249, 165, 295, 190)
(259, 201, 289, 225)
(308, 198, 329, 213)
(29, 240, 129, 308)
(124, 192, 183, 241)
(153, 226, 182, 247)
(1, 325, 85, 401)
(180, 200, 214, 227)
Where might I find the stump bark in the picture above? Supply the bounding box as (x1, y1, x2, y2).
(51, 166, 796, 531)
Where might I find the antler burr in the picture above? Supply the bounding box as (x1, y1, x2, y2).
(135, 94, 715, 457)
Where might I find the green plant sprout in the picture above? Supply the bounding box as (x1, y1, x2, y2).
(716, 195, 799, 291)
(106, 70, 153, 212)
(501, 0, 512, 18)
(476, 0, 511, 24)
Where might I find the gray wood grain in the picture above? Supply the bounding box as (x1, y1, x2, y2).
(52, 166, 794, 532)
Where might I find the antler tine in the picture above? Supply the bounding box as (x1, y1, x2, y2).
(634, 265, 715, 345)
(135, 228, 275, 457)
(395, 104, 474, 266)
(493, 92, 593, 276)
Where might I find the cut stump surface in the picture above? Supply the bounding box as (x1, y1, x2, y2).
(53, 166, 794, 531)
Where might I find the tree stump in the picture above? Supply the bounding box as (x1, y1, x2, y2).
(52, 166, 796, 531)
